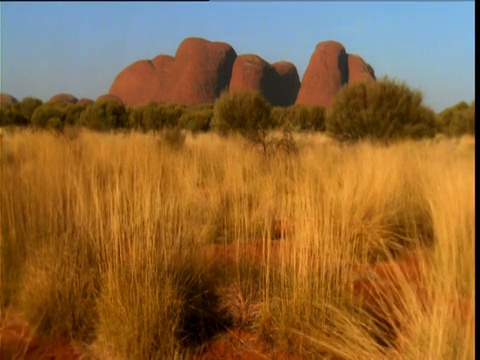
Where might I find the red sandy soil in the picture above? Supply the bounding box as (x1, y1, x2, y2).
(2, 242, 472, 359)
(190, 329, 305, 360)
(0, 312, 80, 359)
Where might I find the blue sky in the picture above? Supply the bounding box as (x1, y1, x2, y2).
(1, 1, 474, 112)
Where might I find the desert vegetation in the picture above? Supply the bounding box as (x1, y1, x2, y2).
(0, 77, 475, 358)
(325, 77, 439, 143)
(436, 100, 475, 137)
(1, 123, 474, 358)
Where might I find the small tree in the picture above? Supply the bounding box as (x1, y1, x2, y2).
(212, 91, 299, 156)
(326, 77, 438, 142)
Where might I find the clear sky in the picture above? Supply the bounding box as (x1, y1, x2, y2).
(1, 1, 475, 112)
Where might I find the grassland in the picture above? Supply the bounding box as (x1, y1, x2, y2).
(1, 128, 474, 359)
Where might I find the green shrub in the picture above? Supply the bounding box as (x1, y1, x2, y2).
(0, 103, 29, 126)
(159, 127, 186, 150)
(437, 100, 475, 136)
(64, 103, 88, 126)
(47, 117, 64, 132)
(31, 104, 65, 128)
(212, 91, 273, 134)
(157, 103, 186, 129)
(127, 104, 146, 130)
(326, 77, 438, 142)
(128, 102, 186, 132)
(211, 91, 301, 156)
(283, 104, 326, 131)
(80, 100, 128, 131)
(19, 97, 43, 123)
(271, 107, 288, 128)
(178, 104, 213, 132)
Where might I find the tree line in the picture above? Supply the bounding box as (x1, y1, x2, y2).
(0, 77, 474, 142)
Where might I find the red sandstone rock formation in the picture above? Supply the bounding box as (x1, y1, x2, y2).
(110, 38, 375, 108)
(273, 61, 301, 106)
(296, 41, 349, 108)
(96, 94, 123, 103)
(47, 93, 78, 105)
(348, 54, 376, 84)
(110, 37, 237, 106)
(0, 93, 19, 105)
(76, 98, 94, 106)
(296, 41, 377, 108)
(229, 55, 300, 107)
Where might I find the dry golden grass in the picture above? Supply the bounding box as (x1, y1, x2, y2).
(1, 128, 474, 359)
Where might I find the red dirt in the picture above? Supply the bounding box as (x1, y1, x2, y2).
(0, 313, 81, 360)
(191, 329, 304, 360)
(2, 244, 471, 359)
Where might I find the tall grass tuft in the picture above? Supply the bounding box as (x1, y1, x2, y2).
(1, 129, 474, 358)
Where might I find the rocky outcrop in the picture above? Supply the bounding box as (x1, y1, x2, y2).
(109, 38, 374, 108)
(0, 93, 19, 105)
(348, 54, 376, 84)
(96, 94, 123, 103)
(110, 37, 237, 106)
(47, 93, 78, 105)
(229, 55, 300, 107)
(296, 41, 349, 108)
(273, 61, 301, 106)
(296, 41, 376, 107)
(76, 98, 94, 106)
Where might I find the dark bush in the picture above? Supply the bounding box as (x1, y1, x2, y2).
(271, 107, 288, 128)
(157, 103, 186, 129)
(126, 105, 143, 130)
(212, 91, 298, 156)
(159, 127, 186, 150)
(0, 103, 29, 126)
(437, 100, 475, 136)
(212, 91, 273, 135)
(178, 104, 213, 132)
(47, 117, 64, 132)
(129, 102, 186, 132)
(19, 97, 43, 123)
(80, 100, 128, 131)
(64, 103, 88, 126)
(31, 104, 65, 128)
(282, 104, 326, 131)
(326, 77, 438, 142)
